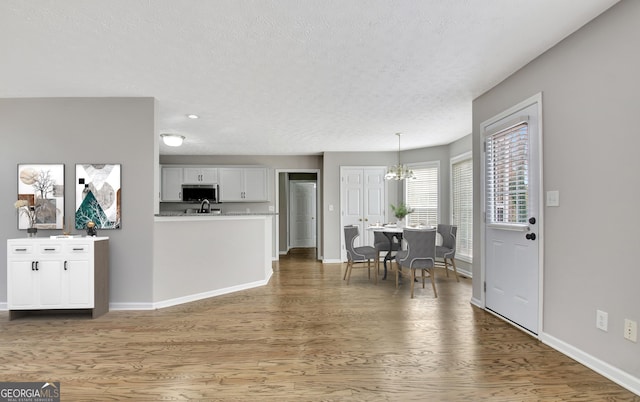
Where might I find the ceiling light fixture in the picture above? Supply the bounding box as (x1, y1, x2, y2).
(160, 133, 185, 147)
(186, 114, 199, 119)
(385, 133, 414, 181)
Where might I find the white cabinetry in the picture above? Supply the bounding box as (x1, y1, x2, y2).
(7, 238, 110, 319)
(183, 167, 218, 184)
(219, 167, 268, 202)
(161, 167, 183, 201)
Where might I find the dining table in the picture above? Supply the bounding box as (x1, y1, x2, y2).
(368, 224, 440, 280)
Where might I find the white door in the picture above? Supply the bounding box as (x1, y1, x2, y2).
(289, 181, 317, 248)
(341, 167, 386, 254)
(483, 96, 541, 334)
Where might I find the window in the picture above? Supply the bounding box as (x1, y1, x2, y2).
(486, 122, 529, 225)
(451, 153, 472, 261)
(405, 162, 439, 227)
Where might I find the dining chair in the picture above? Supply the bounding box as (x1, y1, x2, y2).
(395, 228, 437, 298)
(343, 225, 379, 285)
(436, 224, 459, 282)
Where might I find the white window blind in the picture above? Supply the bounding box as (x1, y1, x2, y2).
(452, 155, 473, 260)
(486, 122, 529, 224)
(405, 163, 439, 227)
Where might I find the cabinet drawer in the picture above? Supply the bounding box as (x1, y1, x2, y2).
(38, 244, 62, 254)
(9, 244, 34, 255)
(65, 244, 90, 254)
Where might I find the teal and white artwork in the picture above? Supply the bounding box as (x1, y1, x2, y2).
(75, 164, 121, 229)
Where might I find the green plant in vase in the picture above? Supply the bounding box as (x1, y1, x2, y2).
(390, 202, 413, 226)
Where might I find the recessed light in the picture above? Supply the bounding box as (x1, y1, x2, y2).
(187, 114, 199, 119)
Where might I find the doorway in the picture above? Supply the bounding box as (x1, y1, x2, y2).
(481, 93, 543, 335)
(276, 170, 321, 260)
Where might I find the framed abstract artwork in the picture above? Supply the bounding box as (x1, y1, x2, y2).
(75, 164, 121, 229)
(17, 164, 65, 229)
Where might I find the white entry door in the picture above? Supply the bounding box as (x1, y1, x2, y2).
(482, 95, 541, 334)
(289, 181, 317, 248)
(341, 167, 386, 253)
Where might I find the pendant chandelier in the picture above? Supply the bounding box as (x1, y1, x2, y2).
(385, 133, 414, 180)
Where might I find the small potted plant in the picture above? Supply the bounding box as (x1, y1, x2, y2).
(390, 202, 413, 227)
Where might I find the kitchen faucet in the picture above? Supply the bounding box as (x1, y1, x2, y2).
(200, 199, 211, 213)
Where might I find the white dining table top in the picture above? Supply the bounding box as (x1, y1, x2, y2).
(367, 224, 434, 233)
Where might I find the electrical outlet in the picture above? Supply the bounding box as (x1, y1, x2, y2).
(596, 310, 608, 331)
(624, 319, 637, 342)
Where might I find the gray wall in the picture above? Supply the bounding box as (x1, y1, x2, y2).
(0, 98, 156, 305)
(473, 0, 639, 380)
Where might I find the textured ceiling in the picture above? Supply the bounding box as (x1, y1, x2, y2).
(0, 0, 619, 155)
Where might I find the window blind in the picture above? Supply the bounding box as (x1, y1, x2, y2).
(405, 163, 439, 227)
(452, 156, 473, 260)
(486, 123, 529, 224)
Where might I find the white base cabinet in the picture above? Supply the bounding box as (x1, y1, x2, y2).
(7, 237, 109, 320)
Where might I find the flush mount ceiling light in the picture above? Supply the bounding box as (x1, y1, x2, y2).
(385, 132, 414, 181)
(160, 133, 185, 147)
(186, 114, 199, 119)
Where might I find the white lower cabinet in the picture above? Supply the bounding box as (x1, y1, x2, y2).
(7, 238, 109, 319)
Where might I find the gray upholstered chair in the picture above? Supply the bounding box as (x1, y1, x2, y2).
(395, 229, 437, 298)
(343, 225, 379, 285)
(436, 224, 459, 282)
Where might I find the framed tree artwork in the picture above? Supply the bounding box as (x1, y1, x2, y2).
(75, 164, 121, 229)
(17, 164, 65, 230)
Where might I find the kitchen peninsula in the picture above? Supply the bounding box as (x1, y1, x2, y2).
(153, 212, 275, 308)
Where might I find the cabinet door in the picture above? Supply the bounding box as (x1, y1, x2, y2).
(219, 168, 244, 201)
(243, 168, 268, 202)
(183, 168, 218, 184)
(7, 259, 37, 308)
(65, 259, 92, 307)
(37, 260, 65, 308)
(161, 167, 183, 201)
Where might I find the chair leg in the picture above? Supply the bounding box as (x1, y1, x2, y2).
(346, 261, 353, 285)
(429, 268, 438, 298)
(395, 260, 400, 289)
(422, 269, 426, 288)
(367, 260, 371, 279)
(449, 258, 460, 282)
(373, 257, 378, 285)
(343, 260, 349, 280)
(444, 258, 450, 277)
(410, 268, 415, 298)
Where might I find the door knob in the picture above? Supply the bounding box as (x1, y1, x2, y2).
(529, 217, 536, 225)
(525, 233, 537, 241)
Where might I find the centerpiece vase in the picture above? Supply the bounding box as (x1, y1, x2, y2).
(396, 218, 405, 228)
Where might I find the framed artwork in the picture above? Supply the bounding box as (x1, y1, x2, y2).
(75, 164, 121, 229)
(17, 164, 65, 229)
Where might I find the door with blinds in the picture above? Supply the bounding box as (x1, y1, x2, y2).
(482, 96, 541, 334)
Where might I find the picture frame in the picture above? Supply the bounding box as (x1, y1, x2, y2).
(75, 164, 121, 230)
(17, 163, 65, 230)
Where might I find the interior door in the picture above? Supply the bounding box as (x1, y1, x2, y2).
(341, 167, 386, 259)
(483, 98, 541, 334)
(289, 181, 317, 248)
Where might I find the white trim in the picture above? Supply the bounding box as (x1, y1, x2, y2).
(541, 332, 640, 396)
(479, 92, 544, 336)
(323, 258, 343, 264)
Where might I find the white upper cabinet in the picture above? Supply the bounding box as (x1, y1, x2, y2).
(183, 167, 218, 184)
(161, 167, 183, 202)
(219, 167, 268, 202)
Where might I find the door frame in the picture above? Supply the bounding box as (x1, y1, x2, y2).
(479, 92, 544, 337)
(275, 169, 322, 260)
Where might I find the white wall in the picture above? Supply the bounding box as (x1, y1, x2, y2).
(473, 0, 639, 386)
(0, 98, 156, 305)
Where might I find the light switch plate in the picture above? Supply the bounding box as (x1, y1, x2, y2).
(546, 190, 560, 207)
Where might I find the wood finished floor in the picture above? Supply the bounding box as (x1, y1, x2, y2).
(1, 248, 638, 401)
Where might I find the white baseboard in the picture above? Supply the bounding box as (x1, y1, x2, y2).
(540, 332, 640, 396)
(322, 259, 343, 264)
(470, 297, 483, 309)
(0, 302, 7, 311)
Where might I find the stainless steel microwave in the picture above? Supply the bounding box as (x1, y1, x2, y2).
(182, 184, 218, 203)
